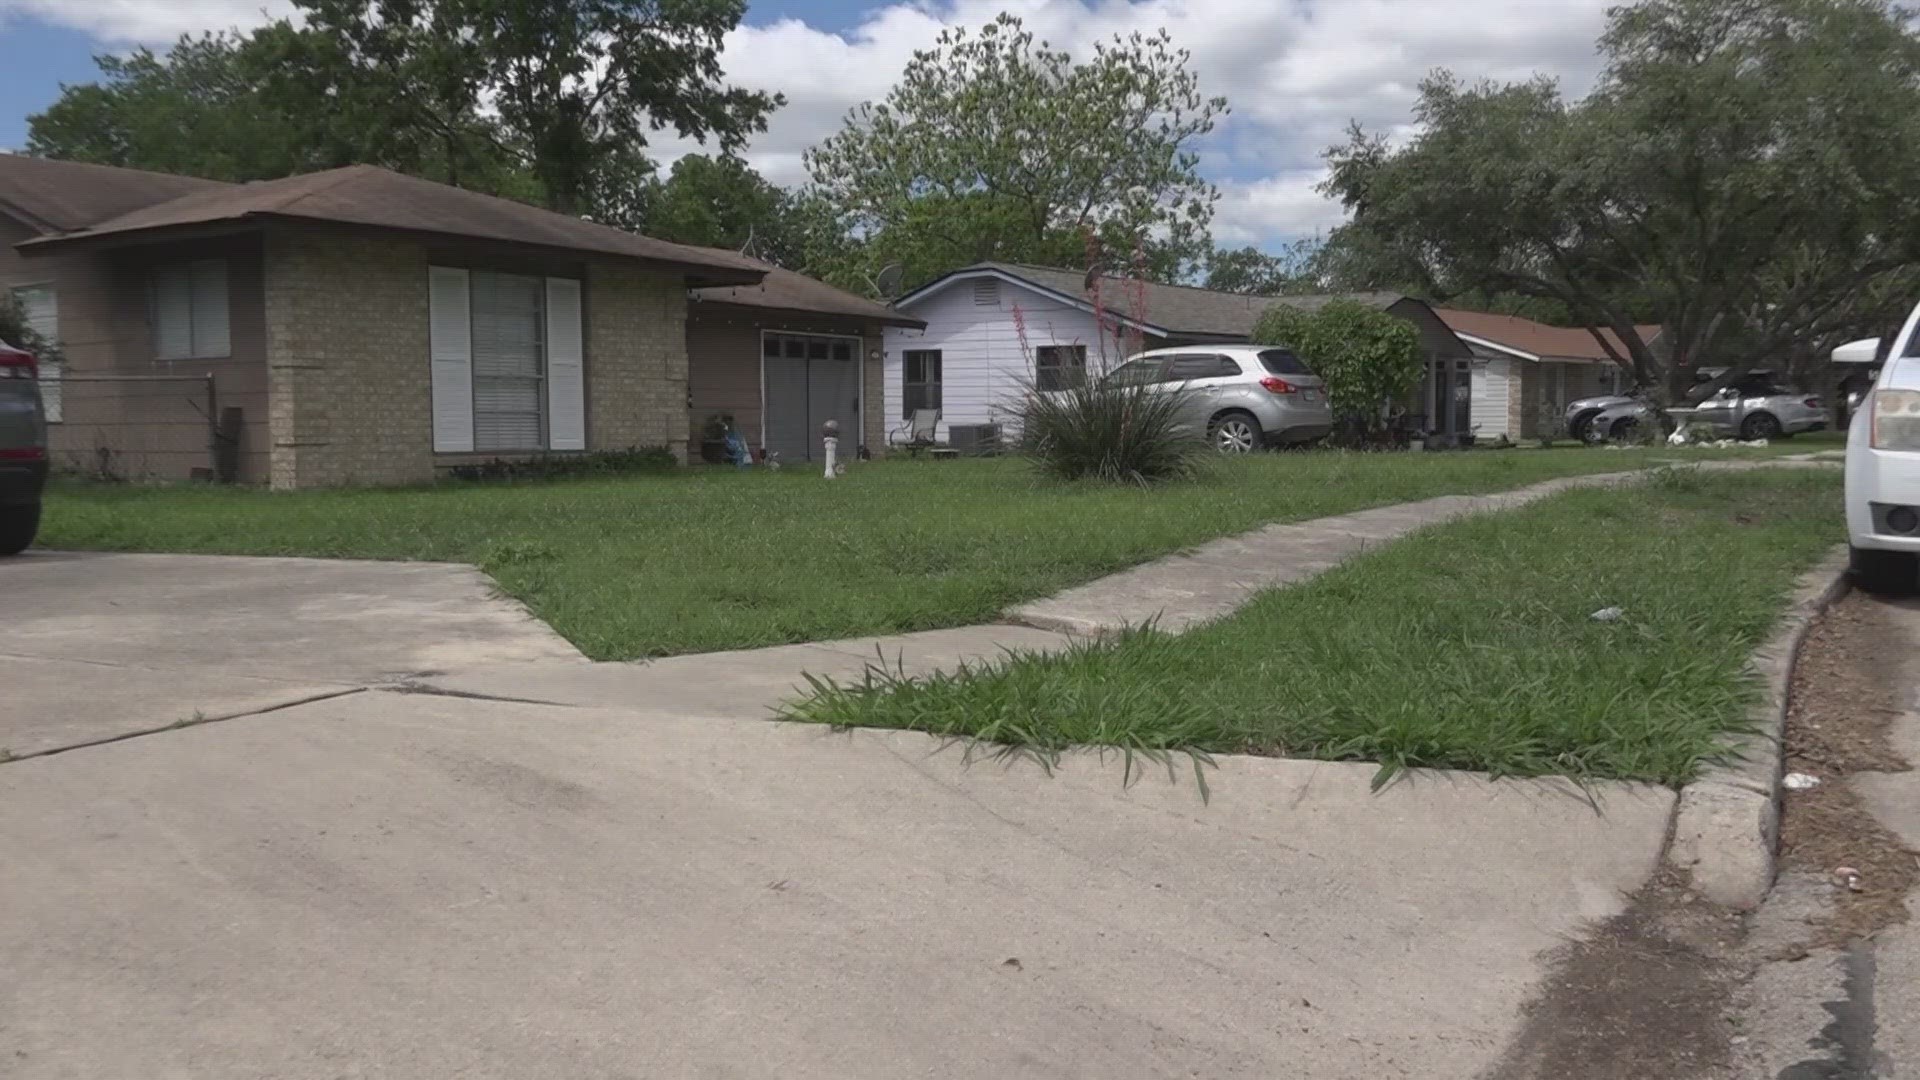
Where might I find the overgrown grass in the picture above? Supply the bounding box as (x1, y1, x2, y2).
(787, 466, 1843, 786)
(42, 445, 1816, 659)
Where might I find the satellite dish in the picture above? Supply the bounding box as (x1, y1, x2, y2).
(874, 263, 906, 299)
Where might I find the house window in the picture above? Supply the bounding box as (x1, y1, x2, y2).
(151, 260, 230, 360)
(904, 349, 942, 416)
(1034, 344, 1087, 392)
(9, 284, 60, 422)
(469, 271, 546, 451)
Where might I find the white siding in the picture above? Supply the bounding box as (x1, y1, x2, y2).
(885, 277, 1122, 443)
(1472, 356, 1513, 439)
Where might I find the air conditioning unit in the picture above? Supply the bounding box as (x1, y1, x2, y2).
(947, 423, 1003, 456)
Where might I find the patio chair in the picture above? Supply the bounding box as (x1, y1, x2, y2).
(888, 409, 940, 456)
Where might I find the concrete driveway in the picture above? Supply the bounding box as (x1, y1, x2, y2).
(0, 551, 1682, 1078)
(0, 550, 579, 757)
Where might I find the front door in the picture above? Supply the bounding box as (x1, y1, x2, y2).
(1428, 357, 1473, 436)
(763, 333, 862, 464)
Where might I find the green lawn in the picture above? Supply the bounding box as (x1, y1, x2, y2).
(787, 466, 1843, 786)
(42, 444, 1819, 659)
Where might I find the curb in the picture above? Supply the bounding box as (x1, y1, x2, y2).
(1664, 546, 1851, 908)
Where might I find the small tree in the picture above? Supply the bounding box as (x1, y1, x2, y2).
(1252, 301, 1423, 437)
(805, 13, 1226, 286)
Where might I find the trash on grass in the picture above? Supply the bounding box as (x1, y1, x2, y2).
(1784, 772, 1822, 791)
(1590, 607, 1626, 622)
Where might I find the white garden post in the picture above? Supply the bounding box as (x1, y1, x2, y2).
(822, 418, 840, 479)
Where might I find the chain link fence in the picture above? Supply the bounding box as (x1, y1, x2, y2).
(47, 373, 243, 482)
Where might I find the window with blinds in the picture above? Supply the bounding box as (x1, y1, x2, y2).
(468, 271, 546, 451)
(151, 260, 230, 360)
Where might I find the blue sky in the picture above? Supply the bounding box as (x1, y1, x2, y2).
(0, 19, 96, 147)
(0, 0, 1616, 246)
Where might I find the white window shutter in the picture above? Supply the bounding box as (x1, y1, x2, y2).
(545, 277, 585, 451)
(429, 266, 475, 453)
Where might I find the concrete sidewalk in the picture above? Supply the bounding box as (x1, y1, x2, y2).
(0, 550, 579, 757)
(0, 689, 1676, 1080)
(1012, 457, 1838, 637)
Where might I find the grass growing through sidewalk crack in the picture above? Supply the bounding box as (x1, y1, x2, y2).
(785, 467, 1843, 786)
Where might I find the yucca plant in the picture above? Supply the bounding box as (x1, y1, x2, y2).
(1016, 376, 1200, 484)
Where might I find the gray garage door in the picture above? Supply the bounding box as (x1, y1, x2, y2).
(763, 333, 862, 464)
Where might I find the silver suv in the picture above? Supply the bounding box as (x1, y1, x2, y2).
(1103, 346, 1334, 452)
(0, 338, 48, 554)
(1574, 369, 1827, 443)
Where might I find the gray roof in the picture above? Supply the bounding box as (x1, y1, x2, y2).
(920, 262, 1412, 340)
(19, 164, 765, 285)
(691, 258, 925, 328)
(0, 154, 229, 234)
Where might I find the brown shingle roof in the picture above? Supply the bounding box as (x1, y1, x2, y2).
(920, 262, 1410, 339)
(19, 164, 764, 284)
(1434, 308, 1660, 363)
(0, 154, 230, 234)
(691, 257, 925, 327)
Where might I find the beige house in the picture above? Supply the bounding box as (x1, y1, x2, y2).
(0, 156, 912, 487)
(1432, 308, 1660, 441)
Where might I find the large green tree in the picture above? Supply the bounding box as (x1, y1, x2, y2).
(297, 0, 781, 216)
(805, 13, 1226, 286)
(1322, 0, 1920, 395)
(28, 22, 517, 188)
(634, 155, 851, 274)
(1203, 242, 1321, 296)
(28, 0, 778, 221)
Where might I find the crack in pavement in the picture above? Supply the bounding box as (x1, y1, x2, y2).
(2, 688, 370, 764)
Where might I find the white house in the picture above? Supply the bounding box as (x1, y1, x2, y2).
(1432, 308, 1658, 441)
(882, 262, 1475, 445)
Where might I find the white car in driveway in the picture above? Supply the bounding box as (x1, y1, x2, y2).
(1838, 311, 1920, 592)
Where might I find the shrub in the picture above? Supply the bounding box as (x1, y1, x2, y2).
(447, 446, 679, 482)
(1252, 300, 1423, 437)
(1016, 377, 1200, 484)
(0, 295, 59, 364)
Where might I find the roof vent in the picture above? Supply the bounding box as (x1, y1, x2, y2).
(973, 279, 1000, 306)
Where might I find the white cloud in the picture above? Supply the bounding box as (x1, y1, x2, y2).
(0, 0, 294, 42)
(1214, 172, 1347, 248)
(6, 0, 1620, 245)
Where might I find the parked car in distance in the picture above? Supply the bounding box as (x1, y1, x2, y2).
(1100, 346, 1334, 453)
(0, 338, 48, 555)
(1565, 393, 1634, 443)
(1839, 319, 1920, 593)
(1579, 369, 1824, 443)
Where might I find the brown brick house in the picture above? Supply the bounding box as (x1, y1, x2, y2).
(0, 156, 914, 487)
